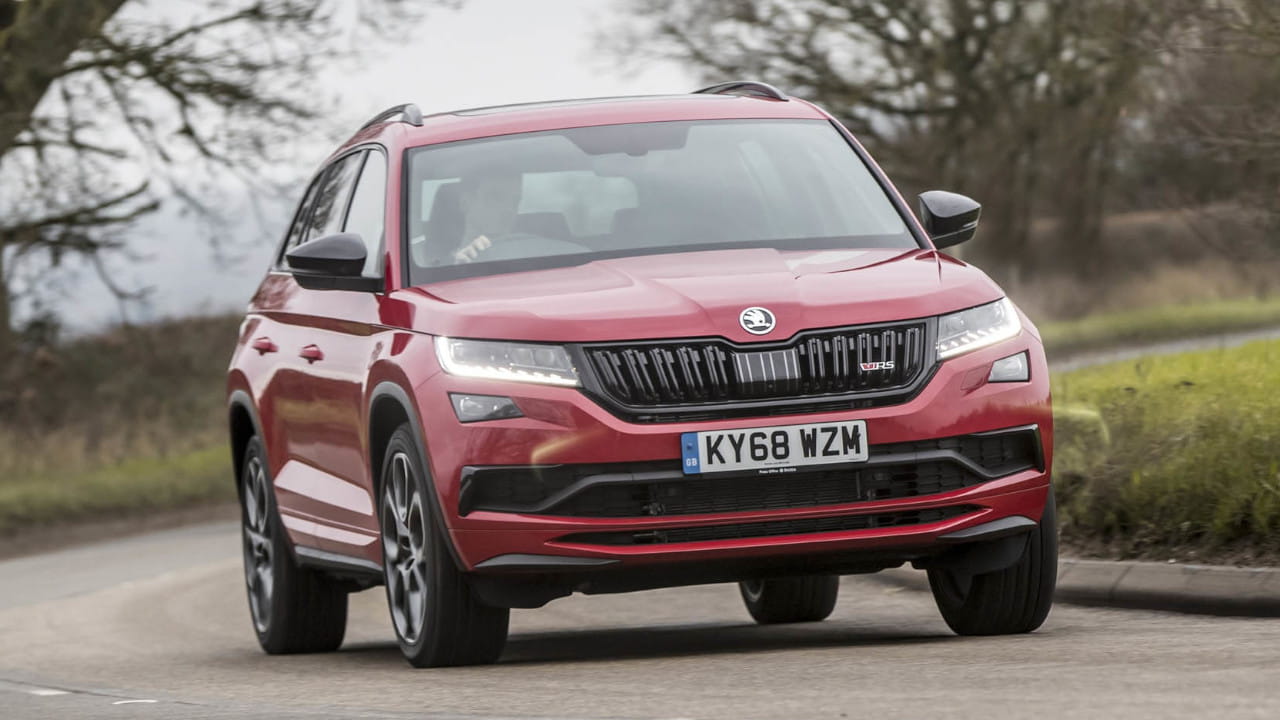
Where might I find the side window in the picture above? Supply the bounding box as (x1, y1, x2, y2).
(302, 151, 364, 242)
(342, 151, 387, 277)
(281, 174, 325, 257)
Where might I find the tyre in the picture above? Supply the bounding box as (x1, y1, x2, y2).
(928, 493, 1058, 635)
(240, 437, 348, 653)
(379, 424, 509, 667)
(739, 575, 839, 624)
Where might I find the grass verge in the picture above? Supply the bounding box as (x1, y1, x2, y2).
(0, 445, 235, 534)
(1039, 296, 1280, 356)
(1052, 338, 1280, 563)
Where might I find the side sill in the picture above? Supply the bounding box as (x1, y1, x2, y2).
(294, 545, 383, 588)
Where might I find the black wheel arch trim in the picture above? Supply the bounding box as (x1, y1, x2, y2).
(368, 380, 468, 571)
(227, 389, 267, 499)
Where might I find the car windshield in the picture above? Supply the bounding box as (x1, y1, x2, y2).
(404, 119, 916, 283)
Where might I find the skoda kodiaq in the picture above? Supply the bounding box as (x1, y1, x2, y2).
(227, 81, 1056, 667)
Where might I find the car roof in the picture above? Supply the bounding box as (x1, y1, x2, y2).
(342, 92, 833, 152)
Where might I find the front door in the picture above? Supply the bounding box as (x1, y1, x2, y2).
(261, 148, 391, 559)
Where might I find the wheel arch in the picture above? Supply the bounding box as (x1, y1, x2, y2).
(228, 389, 265, 499)
(368, 382, 418, 502)
(366, 380, 467, 569)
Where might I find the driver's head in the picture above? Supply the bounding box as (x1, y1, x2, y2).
(458, 169, 521, 239)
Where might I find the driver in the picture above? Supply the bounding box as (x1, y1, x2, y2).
(451, 170, 522, 263)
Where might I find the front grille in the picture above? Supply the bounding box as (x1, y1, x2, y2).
(558, 506, 978, 546)
(579, 319, 932, 420)
(459, 426, 1041, 518)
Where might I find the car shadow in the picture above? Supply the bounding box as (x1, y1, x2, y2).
(335, 620, 957, 667)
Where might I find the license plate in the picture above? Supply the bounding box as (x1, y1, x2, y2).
(681, 420, 868, 475)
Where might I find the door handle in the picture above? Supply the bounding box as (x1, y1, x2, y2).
(299, 344, 324, 363)
(251, 337, 277, 355)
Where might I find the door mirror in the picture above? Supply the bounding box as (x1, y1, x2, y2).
(285, 233, 381, 292)
(918, 191, 981, 249)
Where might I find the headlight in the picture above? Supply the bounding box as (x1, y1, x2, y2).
(435, 337, 579, 386)
(936, 297, 1021, 359)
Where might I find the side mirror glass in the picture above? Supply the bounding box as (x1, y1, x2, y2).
(285, 233, 380, 292)
(918, 190, 981, 249)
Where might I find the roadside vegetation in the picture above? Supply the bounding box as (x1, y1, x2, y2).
(0, 316, 238, 533)
(1039, 296, 1280, 356)
(1053, 339, 1280, 564)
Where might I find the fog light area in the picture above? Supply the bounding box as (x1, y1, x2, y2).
(450, 394, 523, 423)
(988, 352, 1030, 383)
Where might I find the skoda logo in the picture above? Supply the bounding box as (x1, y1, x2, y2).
(739, 307, 776, 335)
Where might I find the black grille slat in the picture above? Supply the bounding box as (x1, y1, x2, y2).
(559, 506, 977, 546)
(556, 461, 973, 518)
(583, 320, 930, 418)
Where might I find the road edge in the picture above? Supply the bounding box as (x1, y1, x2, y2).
(0, 502, 239, 562)
(876, 557, 1280, 617)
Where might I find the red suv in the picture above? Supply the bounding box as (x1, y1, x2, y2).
(228, 82, 1055, 668)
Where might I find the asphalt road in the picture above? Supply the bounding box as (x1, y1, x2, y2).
(2, 522, 1279, 719)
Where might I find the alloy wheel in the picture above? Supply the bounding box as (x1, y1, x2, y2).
(382, 451, 429, 645)
(242, 456, 274, 633)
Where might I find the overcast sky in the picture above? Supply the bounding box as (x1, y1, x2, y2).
(57, 0, 691, 332)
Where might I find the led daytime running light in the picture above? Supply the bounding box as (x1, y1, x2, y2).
(937, 297, 1022, 360)
(436, 337, 580, 386)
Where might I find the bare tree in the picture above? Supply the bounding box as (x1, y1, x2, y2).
(1160, 1, 1280, 224)
(614, 0, 1199, 285)
(0, 0, 454, 354)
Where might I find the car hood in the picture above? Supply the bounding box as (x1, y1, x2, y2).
(404, 247, 1005, 343)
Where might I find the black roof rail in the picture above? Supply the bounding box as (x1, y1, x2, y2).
(694, 81, 789, 101)
(358, 103, 425, 131)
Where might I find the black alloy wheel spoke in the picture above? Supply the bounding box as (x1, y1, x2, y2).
(242, 458, 273, 633)
(383, 451, 429, 645)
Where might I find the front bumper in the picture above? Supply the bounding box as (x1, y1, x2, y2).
(415, 329, 1053, 574)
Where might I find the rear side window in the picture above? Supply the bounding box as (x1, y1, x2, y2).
(343, 151, 387, 277)
(303, 151, 364, 243)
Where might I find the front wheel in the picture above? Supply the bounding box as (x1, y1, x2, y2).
(928, 493, 1058, 635)
(380, 424, 509, 667)
(739, 575, 839, 624)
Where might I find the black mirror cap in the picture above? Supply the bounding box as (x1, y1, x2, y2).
(286, 232, 366, 274)
(285, 233, 382, 292)
(918, 190, 981, 249)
